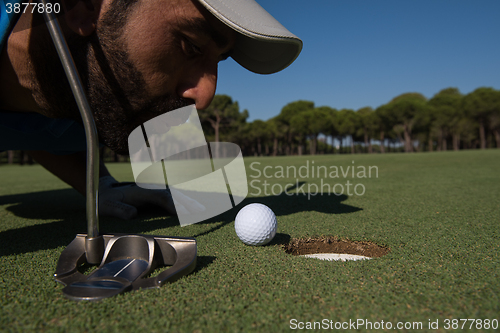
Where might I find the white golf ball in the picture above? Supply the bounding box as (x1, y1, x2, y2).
(235, 203, 277, 246)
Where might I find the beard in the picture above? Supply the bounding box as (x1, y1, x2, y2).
(28, 0, 192, 155)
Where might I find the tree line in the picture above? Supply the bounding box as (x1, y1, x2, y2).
(201, 87, 500, 156)
(1, 86, 499, 164)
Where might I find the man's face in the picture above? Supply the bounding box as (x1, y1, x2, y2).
(30, 0, 235, 154)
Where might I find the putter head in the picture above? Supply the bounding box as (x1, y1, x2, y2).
(54, 234, 197, 301)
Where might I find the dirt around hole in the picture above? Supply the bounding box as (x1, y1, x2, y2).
(284, 236, 390, 258)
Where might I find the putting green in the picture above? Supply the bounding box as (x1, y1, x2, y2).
(1, 150, 499, 332)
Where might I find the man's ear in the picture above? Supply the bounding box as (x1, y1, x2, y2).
(62, 0, 102, 37)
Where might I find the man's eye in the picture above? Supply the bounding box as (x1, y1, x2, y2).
(182, 38, 202, 57)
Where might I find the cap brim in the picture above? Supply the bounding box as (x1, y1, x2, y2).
(196, 0, 303, 74)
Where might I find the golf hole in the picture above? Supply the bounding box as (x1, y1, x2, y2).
(284, 237, 390, 262)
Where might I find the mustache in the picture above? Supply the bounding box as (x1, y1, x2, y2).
(128, 95, 194, 129)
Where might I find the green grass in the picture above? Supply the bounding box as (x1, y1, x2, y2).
(1, 150, 499, 332)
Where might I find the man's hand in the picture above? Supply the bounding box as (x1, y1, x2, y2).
(98, 176, 205, 220)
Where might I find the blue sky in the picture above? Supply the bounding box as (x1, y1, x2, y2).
(215, 0, 500, 122)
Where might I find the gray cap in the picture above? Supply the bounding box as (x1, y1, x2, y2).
(196, 0, 303, 74)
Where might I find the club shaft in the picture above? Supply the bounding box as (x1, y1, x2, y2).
(41, 3, 102, 262)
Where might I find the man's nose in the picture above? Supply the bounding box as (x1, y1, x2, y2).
(178, 67, 218, 110)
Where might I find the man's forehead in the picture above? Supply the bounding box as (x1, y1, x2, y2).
(176, 16, 232, 50)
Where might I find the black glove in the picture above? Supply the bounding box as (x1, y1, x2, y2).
(98, 176, 205, 220)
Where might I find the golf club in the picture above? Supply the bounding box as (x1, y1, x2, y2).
(41, 0, 197, 301)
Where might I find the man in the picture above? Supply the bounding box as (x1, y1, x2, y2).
(0, 0, 302, 219)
